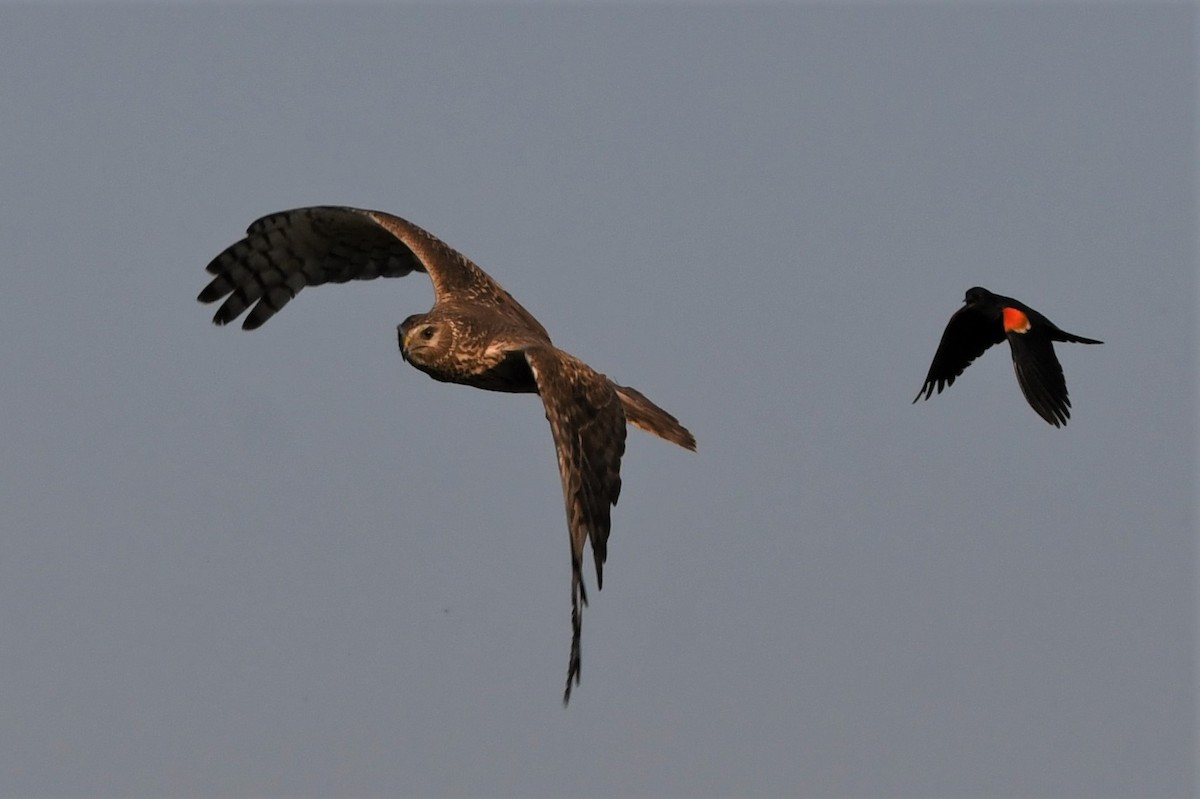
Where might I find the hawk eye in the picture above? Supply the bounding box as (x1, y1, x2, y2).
(421, 326, 435, 340)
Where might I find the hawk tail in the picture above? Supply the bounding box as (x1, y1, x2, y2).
(614, 384, 696, 451)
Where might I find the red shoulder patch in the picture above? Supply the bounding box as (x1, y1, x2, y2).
(1003, 307, 1031, 333)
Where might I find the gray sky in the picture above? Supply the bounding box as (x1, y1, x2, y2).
(1, 5, 1194, 798)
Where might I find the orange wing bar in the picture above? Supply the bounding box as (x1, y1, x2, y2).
(1003, 307, 1031, 334)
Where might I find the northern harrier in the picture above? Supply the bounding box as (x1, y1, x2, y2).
(198, 206, 695, 704)
(913, 286, 1102, 427)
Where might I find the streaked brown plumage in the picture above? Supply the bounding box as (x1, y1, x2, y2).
(198, 205, 695, 704)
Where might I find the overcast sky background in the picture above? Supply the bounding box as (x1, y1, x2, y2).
(0, 5, 1194, 798)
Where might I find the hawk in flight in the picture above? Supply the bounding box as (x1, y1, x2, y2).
(914, 286, 1102, 427)
(199, 206, 695, 704)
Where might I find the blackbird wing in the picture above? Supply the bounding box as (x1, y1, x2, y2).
(914, 305, 1005, 401)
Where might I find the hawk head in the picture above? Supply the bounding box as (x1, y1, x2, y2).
(398, 313, 455, 370)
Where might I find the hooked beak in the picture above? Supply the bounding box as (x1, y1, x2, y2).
(397, 325, 410, 361)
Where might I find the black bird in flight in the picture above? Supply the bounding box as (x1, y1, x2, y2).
(913, 286, 1102, 427)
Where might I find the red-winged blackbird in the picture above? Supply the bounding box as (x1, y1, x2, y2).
(914, 287, 1102, 427)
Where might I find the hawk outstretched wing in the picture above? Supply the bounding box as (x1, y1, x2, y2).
(523, 346, 626, 704)
(199, 206, 547, 337)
